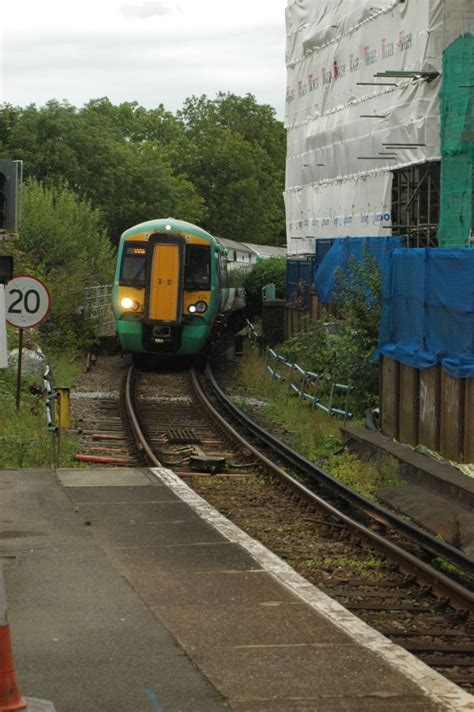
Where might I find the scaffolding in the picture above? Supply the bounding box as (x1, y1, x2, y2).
(391, 162, 441, 248)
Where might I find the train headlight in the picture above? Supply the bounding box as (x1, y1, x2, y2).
(121, 297, 140, 311)
(188, 301, 208, 314)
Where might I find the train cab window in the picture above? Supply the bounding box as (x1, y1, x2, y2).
(184, 245, 210, 290)
(120, 244, 146, 286)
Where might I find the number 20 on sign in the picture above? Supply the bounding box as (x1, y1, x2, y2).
(5, 275, 51, 409)
(6, 275, 51, 329)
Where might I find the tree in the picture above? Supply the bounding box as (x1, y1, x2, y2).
(0, 93, 287, 244)
(243, 257, 286, 316)
(176, 93, 286, 245)
(5, 179, 115, 349)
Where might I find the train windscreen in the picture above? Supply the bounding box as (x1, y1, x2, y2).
(120, 244, 146, 286)
(184, 245, 210, 290)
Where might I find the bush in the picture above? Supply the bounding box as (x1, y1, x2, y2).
(281, 250, 381, 414)
(5, 179, 115, 350)
(243, 257, 286, 317)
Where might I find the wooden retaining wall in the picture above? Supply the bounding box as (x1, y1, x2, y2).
(380, 357, 474, 464)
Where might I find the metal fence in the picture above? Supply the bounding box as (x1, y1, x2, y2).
(83, 285, 115, 336)
(265, 346, 353, 421)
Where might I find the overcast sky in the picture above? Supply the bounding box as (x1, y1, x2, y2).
(1, 0, 288, 118)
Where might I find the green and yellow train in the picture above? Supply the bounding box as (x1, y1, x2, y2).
(112, 218, 243, 356)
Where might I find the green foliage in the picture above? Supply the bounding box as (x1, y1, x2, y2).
(282, 250, 382, 413)
(0, 365, 80, 468)
(299, 553, 384, 578)
(176, 94, 286, 246)
(238, 348, 399, 501)
(5, 179, 115, 350)
(432, 557, 463, 577)
(243, 257, 286, 316)
(0, 93, 286, 244)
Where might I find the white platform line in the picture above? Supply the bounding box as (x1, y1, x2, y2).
(150, 466, 474, 712)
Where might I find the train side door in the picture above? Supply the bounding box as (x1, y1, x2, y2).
(145, 234, 184, 323)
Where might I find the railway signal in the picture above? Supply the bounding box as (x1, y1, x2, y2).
(0, 159, 21, 240)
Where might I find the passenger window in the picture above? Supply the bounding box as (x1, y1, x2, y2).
(184, 245, 210, 290)
(120, 244, 146, 286)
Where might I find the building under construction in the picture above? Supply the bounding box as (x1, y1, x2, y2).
(284, 0, 474, 254)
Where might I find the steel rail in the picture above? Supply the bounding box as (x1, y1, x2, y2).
(204, 364, 474, 577)
(124, 365, 161, 467)
(196, 366, 473, 613)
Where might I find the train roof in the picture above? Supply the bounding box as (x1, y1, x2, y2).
(242, 243, 287, 258)
(216, 237, 253, 253)
(121, 218, 217, 243)
(217, 237, 286, 258)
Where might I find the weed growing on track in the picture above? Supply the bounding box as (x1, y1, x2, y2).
(432, 557, 463, 577)
(237, 347, 399, 500)
(297, 553, 385, 579)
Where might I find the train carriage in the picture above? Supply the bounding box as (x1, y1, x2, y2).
(112, 218, 237, 356)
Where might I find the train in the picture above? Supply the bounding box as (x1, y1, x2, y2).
(112, 218, 246, 356)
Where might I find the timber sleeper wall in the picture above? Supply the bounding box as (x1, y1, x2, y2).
(380, 356, 474, 464)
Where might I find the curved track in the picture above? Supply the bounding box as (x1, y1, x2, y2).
(123, 362, 474, 690)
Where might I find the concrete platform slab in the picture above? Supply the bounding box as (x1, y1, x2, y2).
(91, 517, 226, 548)
(58, 467, 152, 487)
(151, 602, 353, 649)
(64, 484, 179, 503)
(230, 697, 443, 711)
(196, 645, 434, 701)
(341, 427, 474, 508)
(377, 484, 474, 557)
(74, 500, 199, 524)
(110, 540, 262, 572)
(120, 568, 299, 606)
(1, 470, 229, 712)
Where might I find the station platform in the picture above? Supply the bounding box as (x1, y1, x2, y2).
(1, 467, 472, 712)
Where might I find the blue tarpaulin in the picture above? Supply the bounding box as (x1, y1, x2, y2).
(315, 236, 403, 303)
(378, 248, 474, 379)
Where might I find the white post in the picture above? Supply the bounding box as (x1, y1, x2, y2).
(0, 284, 8, 369)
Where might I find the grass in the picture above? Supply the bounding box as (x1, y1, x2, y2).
(297, 552, 384, 578)
(237, 346, 399, 500)
(0, 350, 82, 469)
(431, 557, 463, 577)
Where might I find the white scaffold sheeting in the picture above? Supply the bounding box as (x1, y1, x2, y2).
(284, 0, 473, 249)
(285, 172, 393, 253)
(284, 0, 449, 127)
(285, 80, 441, 186)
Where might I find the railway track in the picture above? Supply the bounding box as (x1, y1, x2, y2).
(122, 362, 474, 691)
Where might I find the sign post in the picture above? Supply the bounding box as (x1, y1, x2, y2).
(0, 256, 13, 369)
(6, 275, 51, 409)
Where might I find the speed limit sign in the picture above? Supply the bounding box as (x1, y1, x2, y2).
(6, 275, 51, 328)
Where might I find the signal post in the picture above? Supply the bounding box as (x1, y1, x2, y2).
(0, 159, 21, 370)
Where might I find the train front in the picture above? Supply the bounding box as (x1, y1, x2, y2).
(112, 219, 219, 356)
